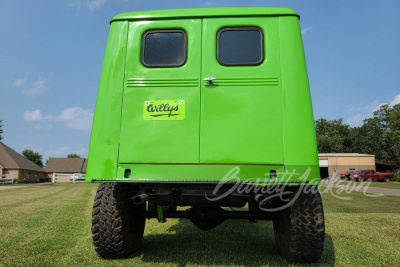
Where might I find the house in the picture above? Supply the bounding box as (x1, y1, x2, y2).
(44, 158, 87, 180)
(0, 142, 46, 182)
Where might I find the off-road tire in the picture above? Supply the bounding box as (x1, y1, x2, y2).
(384, 177, 391, 183)
(91, 183, 146, 259)
(273, 186, 325, 263)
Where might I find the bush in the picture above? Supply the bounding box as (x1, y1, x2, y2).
(394, 174, 400, 182)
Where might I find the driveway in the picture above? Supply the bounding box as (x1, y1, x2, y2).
(321, 179, 400, 197)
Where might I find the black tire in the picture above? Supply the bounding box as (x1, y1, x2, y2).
(357, 177, 364, 182)
(384, 177, 391, 183)
(91, 183, 146, 259)
(273, 186, 325, 263)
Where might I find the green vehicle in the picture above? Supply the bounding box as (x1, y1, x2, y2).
(87, 8, 325, 263)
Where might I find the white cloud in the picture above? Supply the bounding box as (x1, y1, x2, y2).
(68, 0, 133, 11)
(389, 93, 400, 106)
(34, 124, 54, 130)
(23, 78, 48, 96)
(23, 110, 44, 121)
(47, 146, 87, 157)
(14, 77, 27, 87)
(346, 114, 364, 127)
(23, 110, 53, 121)
(23, 143, 33, 149)
(346, 99, 383, 126)
(24, 107, 93, 132)
(67, 0, 83, 10)
(48, 146, 69, 155)
(346, 94, 400, 127)
(87, 0, 107, 12)
(301, 27, 311, 35)
(57, 107, 93, 131)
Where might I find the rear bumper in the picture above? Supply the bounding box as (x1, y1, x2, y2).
(86, 164, 320, 185)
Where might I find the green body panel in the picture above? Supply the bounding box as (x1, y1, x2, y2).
(119, 19, 202, 164)
(86, 8, 320, 185)
(200, 17, 283, 164)
(279, 16, 320, 179)
(86, 21, 128, 180)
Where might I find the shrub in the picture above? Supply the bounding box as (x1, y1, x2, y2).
(17, 179, 28, 184)
(394, 174, 400, 182)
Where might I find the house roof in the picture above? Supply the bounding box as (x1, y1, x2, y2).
(318, 153, 375, 157)
(0, 142, 45, 172)
(44, 158, 87, 173)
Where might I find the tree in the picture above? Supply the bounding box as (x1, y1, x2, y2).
(315, 118, 352, 153)
(380, 103, 400, 164)
(22, 149, 44, 168)
(0, 120, 3, 141)
(67, 153, 80, 158)
(349, 117, 386, 162)
(315, 104, 400, 165)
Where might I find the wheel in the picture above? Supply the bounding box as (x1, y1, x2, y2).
(357, 177, 364, 182)
(384, 177, 391, 183)
(273, 186, 325, 263)
(91, 183, 146, 259)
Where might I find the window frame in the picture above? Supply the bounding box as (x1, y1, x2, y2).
(217, 27, 265, 67)
(141, 29, 188, 68)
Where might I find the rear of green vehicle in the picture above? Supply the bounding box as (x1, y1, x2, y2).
(87, 8, 324, 263)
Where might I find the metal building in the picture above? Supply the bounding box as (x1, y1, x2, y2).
(318, 153, 375, 179)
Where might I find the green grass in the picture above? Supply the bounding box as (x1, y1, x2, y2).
(0, 183, 399, 266)
(332, 180, 400, 189)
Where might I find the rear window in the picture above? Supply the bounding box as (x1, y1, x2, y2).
(142, 30, 187, 67)
(217, 27, 264, 66)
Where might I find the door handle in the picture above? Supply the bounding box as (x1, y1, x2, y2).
(203, 77, 217, 84)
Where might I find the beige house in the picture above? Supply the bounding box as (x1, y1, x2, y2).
(0, 142, 46, 182)
(318, 153, 375, 178)
(44, 158, 87, 180)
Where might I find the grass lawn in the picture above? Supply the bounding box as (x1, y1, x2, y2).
(331, 180, 400, 189)
(0, 183, 399, 266)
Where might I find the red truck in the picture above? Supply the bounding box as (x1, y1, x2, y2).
(340, 168, 358, 180)
(351, 169, 394, 182)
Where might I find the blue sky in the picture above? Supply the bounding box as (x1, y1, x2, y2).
(0, 0, 399, 162)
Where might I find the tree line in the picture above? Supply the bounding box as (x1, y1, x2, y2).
(315, 103, 400, 165)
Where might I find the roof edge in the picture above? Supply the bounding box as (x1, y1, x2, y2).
(111, 8, 299, 23)
(318, 153, 375, 157)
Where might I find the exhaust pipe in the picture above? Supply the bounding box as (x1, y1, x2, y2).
(133, 194, 148, 205)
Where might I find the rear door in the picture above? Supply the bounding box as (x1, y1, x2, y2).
(118, 19, 202, 163)
(200, 17, 284, 164)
